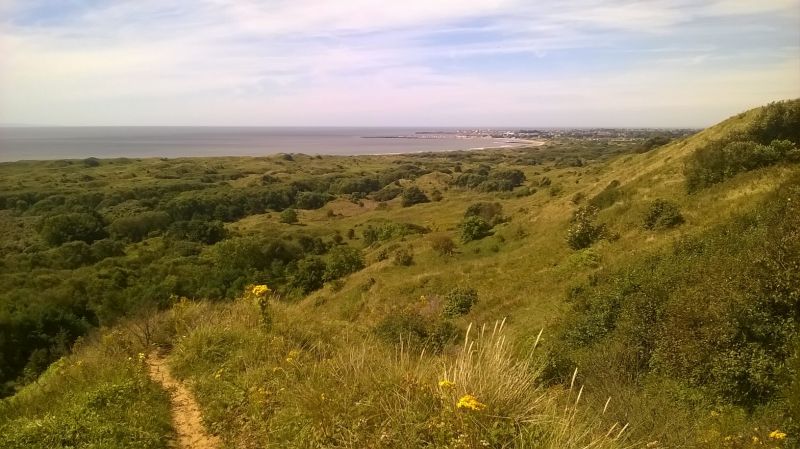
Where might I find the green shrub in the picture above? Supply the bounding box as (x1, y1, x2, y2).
(109, 211, 172, 242)
(401, 186, 429, 207)
(566, 206, 605, 250)
(82, 157, 100, 167)
(362, 221, 429, 246)
(443, 287, 478, 317)
(464, 202, 504, 225)
(588, 180, 622, 210)
(374, 309, 428, 344)
(459, 215, 492, 243)
(324, 246, 364, 281)
(288, 256, 327, 294)
(39, 212, 107, 246)
(280, 208, 298, 224)
(637, 135, 672, 153)
(167, 219, 226, 244)
(393, 247, 413, 266)
(295, 191, 332, 209)
(374, 309, 458, 352)
(557, 175, 800, 410)
(685, 139, 799, 192)
(643, 199, 684, 230)
(372, 185, 402, 201)
(430, 234, 456, 256)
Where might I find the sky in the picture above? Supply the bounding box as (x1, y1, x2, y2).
(0, 0, 798, 127)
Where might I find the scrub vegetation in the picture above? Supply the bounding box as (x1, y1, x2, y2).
(0, 100, 798, 448)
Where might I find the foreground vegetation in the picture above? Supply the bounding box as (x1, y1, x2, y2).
(0, 100, 798, 448)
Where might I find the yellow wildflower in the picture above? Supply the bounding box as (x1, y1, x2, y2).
(456, 394, 486, 411)
(286, 349, 300, 363)
(751, 436, 760, 444)
(251, 284, 271, 296)
(438, 379, 455, 388)
(769, 430, 787, 440)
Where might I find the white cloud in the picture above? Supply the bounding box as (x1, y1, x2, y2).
(0, 0, 798, 125)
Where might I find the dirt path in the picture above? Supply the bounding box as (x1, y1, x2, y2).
(147, 352, 221, 449)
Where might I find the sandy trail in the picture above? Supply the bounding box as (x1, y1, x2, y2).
(147, 352, 221, 449)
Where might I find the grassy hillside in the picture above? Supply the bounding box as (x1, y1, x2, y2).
(0, 100, 798, 448)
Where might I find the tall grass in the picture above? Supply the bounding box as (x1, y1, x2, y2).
(0, 323, 173, 449)
(165, 298, 633, 448)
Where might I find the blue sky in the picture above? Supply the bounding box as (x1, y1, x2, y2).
(0, 0, 798, 127)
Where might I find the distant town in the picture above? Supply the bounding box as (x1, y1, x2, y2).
(423, 128, 699, 141)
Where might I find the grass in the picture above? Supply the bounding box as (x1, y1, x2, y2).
(0, 324, 173, 449)
(0, 101, 797, 447)
(163, 298, 632, 448)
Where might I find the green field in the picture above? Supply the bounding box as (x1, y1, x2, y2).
(1, 100, 798, 448)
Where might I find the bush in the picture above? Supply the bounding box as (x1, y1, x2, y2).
(109, 211, 172, 242)
(167, 220, 226, 244)
(280, 208, 299, 224)
(39, 213, 107, 246)
(295, 191, 332, 210)
(443, 287, 478, 317)
(51, 241, 94, 269)
(430, 235, 456, 256)
(464, 202, 504, 226)
(637, 135, 672, 153)
(401, 186, 429, 207)
(362, 221, 429, 246)
(685, 139, 799, 192)
(643, 199, 684, 230)
(372, 185, 402, 201)
(393, 248, 413, 266)
(588, 180, 622, 210)
(556, 175, 800, 410)
(566, 206, 605, 250)
(489, 169, 526, 188)
(374, 309, 458, 352)
(324, 246, 364, 281)
(459, 216, 492, 243)
(288, 256, 327, 294)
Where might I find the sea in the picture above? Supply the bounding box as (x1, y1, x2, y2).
(0, 127, 526, 162)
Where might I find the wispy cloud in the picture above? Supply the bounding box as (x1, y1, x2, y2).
(0, 0, 798, 126)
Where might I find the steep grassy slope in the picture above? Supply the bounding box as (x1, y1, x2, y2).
(0, 100, 798, 448)
(0, 324, 173, 448)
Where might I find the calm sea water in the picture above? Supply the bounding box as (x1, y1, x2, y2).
(0, 127, 520, 162)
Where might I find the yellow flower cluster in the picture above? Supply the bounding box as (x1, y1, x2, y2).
(456, 394, 486, 411)
(438, 379, 455, 388)
(251, 284, 271, 296)
(285, 349, 300, 363)
(769, 429, 787, 440)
